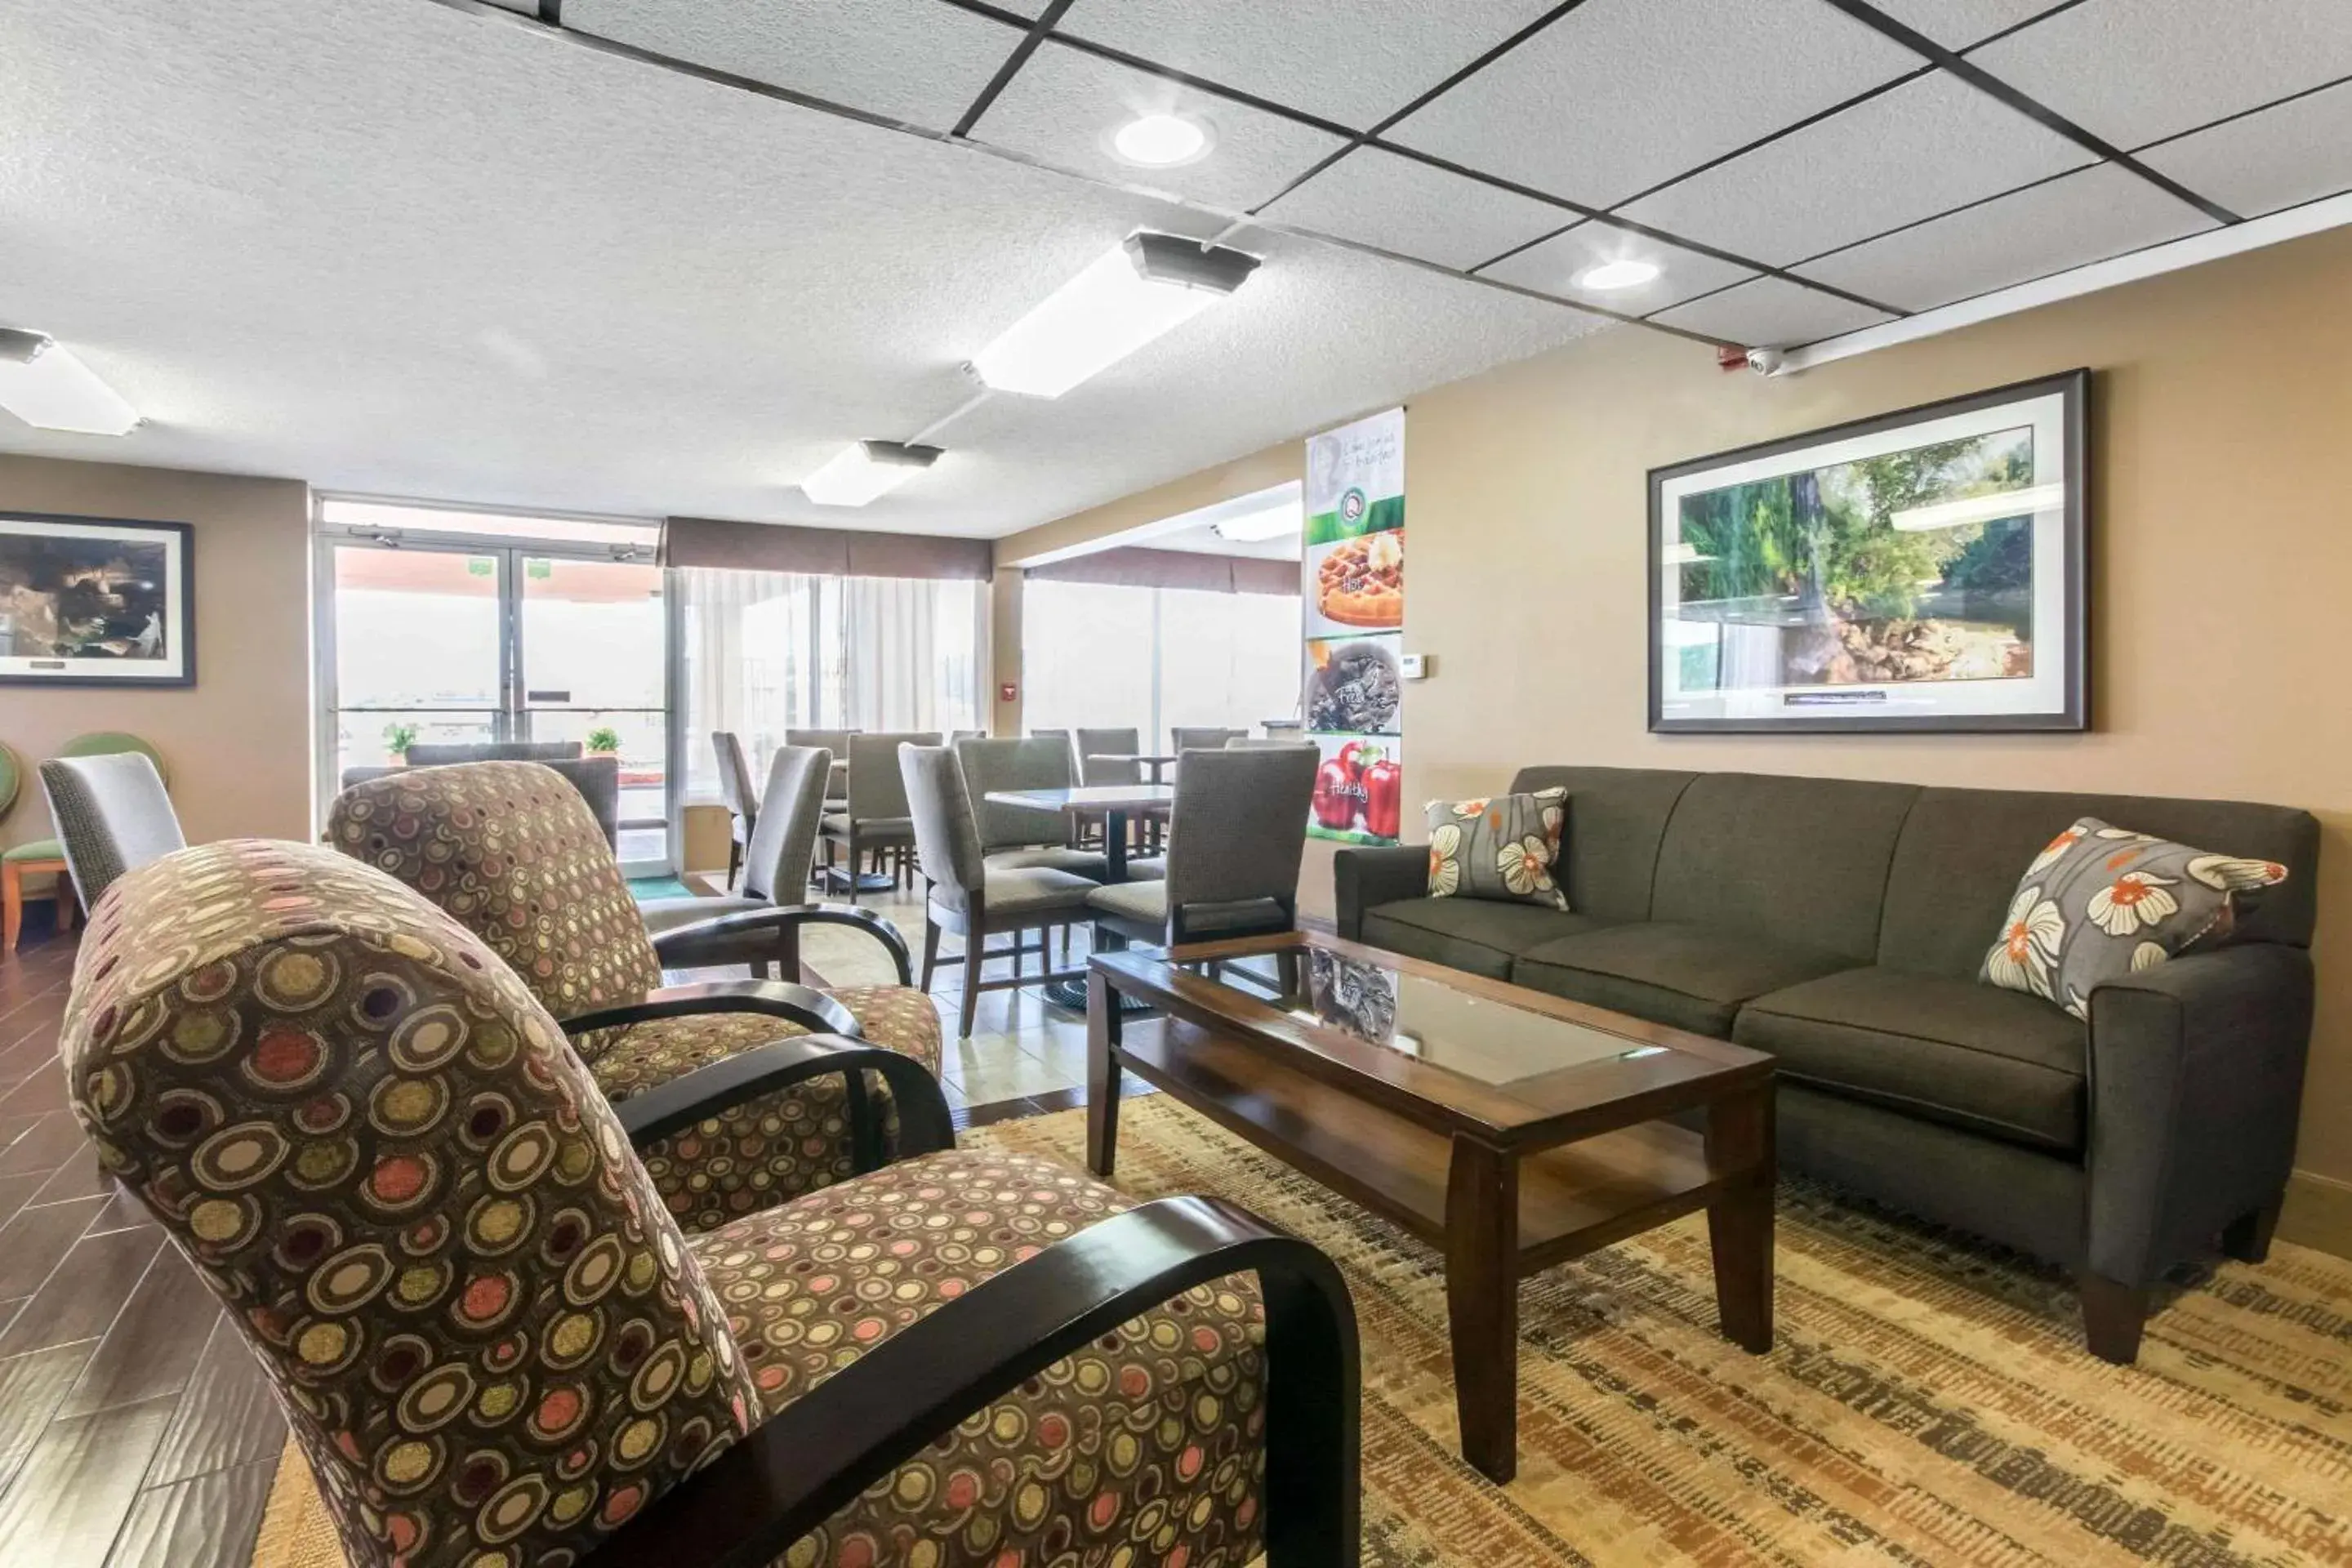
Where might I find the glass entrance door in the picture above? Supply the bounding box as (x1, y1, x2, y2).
(326, 540, 673, 873)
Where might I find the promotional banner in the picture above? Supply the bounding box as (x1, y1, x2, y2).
(1303, 408, 1405, 844)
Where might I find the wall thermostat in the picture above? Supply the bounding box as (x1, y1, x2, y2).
(1398, 653, 1430, 680)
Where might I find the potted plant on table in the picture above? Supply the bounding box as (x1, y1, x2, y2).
(382, 720, 418, 766)
(586, 726, 621, 759)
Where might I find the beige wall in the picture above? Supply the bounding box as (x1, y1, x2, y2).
(994, 225, 2352, 1236)
(2, 456, 314, 858)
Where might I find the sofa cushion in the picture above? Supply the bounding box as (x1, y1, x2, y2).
(1507, 766, 1696, 920)
(1511, 922, 1852, 1036)
(1360, 898, 1615, 979)
(1879, 785, 2321, 978)
(1735, 967, 2087, 1153)
(1648, 773, 1920, 962)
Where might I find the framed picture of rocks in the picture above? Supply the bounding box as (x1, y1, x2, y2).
(1649, 369, 2087, 733)
(0, 512, 195, 687)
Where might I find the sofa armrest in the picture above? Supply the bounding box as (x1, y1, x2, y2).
(1332, 844, 1428, 942)
(2086, 942, 2314, 1286)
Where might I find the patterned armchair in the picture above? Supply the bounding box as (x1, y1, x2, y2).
(326, 761, 946, 1232)
(60, 839, 1359, 1568)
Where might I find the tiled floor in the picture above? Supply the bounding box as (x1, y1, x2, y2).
(0, 892, 1117, 1566)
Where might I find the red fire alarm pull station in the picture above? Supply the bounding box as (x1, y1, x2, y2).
(999, 681, 1018, 704)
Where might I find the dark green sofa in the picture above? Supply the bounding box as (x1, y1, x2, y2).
(1334, 766, 2320, 1362)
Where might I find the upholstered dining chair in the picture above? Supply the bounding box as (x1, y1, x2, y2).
(60, 837, 1358, 1568)
(902, 744, 1098, 1040)
(710, 730, 760, 887)
(38, 751, 186, 910)
(4, 731, 172, 951)
(1089, 745, 1320, 947)
(328, 761, 946, 1232)
(1171, 725, 1247, 757)
(635, 746, 905, 985)
(784, 728, 854, 812)
(954, 736, 1108, 879)
(819, 731, 938, 903)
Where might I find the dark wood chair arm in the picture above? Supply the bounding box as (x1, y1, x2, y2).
(652, 902, 914, 987)
(560, 978, 861, 1041)
(588, 1196, 1360, 1568)
(612, 1033, 956, 1166)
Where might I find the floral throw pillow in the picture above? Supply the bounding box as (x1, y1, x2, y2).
(1980, 817, 2288, 1019)
(1426, 788, 1568, 911)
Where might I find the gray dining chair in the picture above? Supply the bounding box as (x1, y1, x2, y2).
(822, 731, 939, 902)
(1226, 737, 1316, 749)
(403, 739, 582, 764)
(901, 744, 1096, 1039)
(1086, 745, 1319, 947)
(37, 752, 185, 909)
(636, 745, 911, 983)
(954, 737, 1107, 879)
(1171, 726, 1246, 756)
(786, 728, 856, 809)
(711, 730, 760, 886)
(1076, 727, 1143, 786)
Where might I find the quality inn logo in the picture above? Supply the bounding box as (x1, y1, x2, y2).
(1339, 488, 1367, 526)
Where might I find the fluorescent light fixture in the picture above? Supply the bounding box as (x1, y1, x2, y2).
(1577, 258, 1661, 292)
(0, 329, 139, 435)
(1891, 483, 2065, 532)
(972, 232, 1260, 399)
(1113, 113, 1209, 167)
(800, 440, 941, 507)
(1212, 501, 1301, 543)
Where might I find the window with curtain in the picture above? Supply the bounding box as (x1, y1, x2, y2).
(1023, 578, 1301, 744)
(678, 566, 985, 800)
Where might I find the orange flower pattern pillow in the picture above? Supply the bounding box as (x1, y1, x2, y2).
(1980, 817, 2287, 1018)
(1425, 787, 1569, 911)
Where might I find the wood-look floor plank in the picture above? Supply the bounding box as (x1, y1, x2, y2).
(0, 1393, 178, 1568)
(0, 1113, 89, 1178)
(0, 1170, 48, 1228)
(101, 1457, 276, 1568)
(0, 1196, 109, 1301)
(0, 1061, 64, 1117)
(146, 1316, 286, 1488)
(0, 1226, 162, 1360)
(77, 1190, 145, 1238)
(57, 1245, 216, 1419)
(0, 1340, 102, 1495)
(24, 1156, 114, 1211)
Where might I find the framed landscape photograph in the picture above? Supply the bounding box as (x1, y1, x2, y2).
(1650, 369, 2087, 733)
(0, 512, 195, 686)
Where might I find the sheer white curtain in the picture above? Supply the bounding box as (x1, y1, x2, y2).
(677, 566, 986, 802)
(1023, 577, 1301, 743)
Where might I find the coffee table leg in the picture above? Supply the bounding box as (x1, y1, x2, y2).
(1086, 969, 1123, 1177)
(1445, 1135, 1520, 1484)
(1705, 1082, 1776, 1353)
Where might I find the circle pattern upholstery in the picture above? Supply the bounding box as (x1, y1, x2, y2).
(60, 839, 758, 1568)
(690, 1148, 1269, 1568)
(326, 762, 947, 1232)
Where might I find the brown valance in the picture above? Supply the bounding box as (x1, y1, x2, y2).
(1023, 546, 1299, 596)
(662, 515, 992, 581)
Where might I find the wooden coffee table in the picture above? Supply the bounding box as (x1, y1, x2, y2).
(1087, 929, 1775, 1485)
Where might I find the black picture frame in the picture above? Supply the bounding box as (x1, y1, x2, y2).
(0, 512, 197, 688)
(1647, 368, 2088, 735)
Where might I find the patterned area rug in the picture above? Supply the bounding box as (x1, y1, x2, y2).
(253, 1096, 2352, 1566)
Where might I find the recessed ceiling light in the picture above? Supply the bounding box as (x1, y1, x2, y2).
(0, 328, 140, 435)
(1112, 113, 1209, 168)
(972, 232, 1260, 399)
(1577, 258, 1662, 292)
(800, 440, 941, 507)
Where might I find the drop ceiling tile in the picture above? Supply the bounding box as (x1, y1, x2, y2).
(1615, 72, 2093, 267)
(2140, 81, 2352, 217)
(1863, 0, 2056, 49)
(1797, 163, 2215, 310)
(1967, 0, 2352, 150)
(1479, 220, 1755, 312)
(564, 0, 1020, 132)
(966, 38, 1350, 212)
(1255, 148, 1566, 270)
(1058, 0, 1564, 131)
(1384, 0, 1921, 209)
(1650, 278, 1894, 348)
